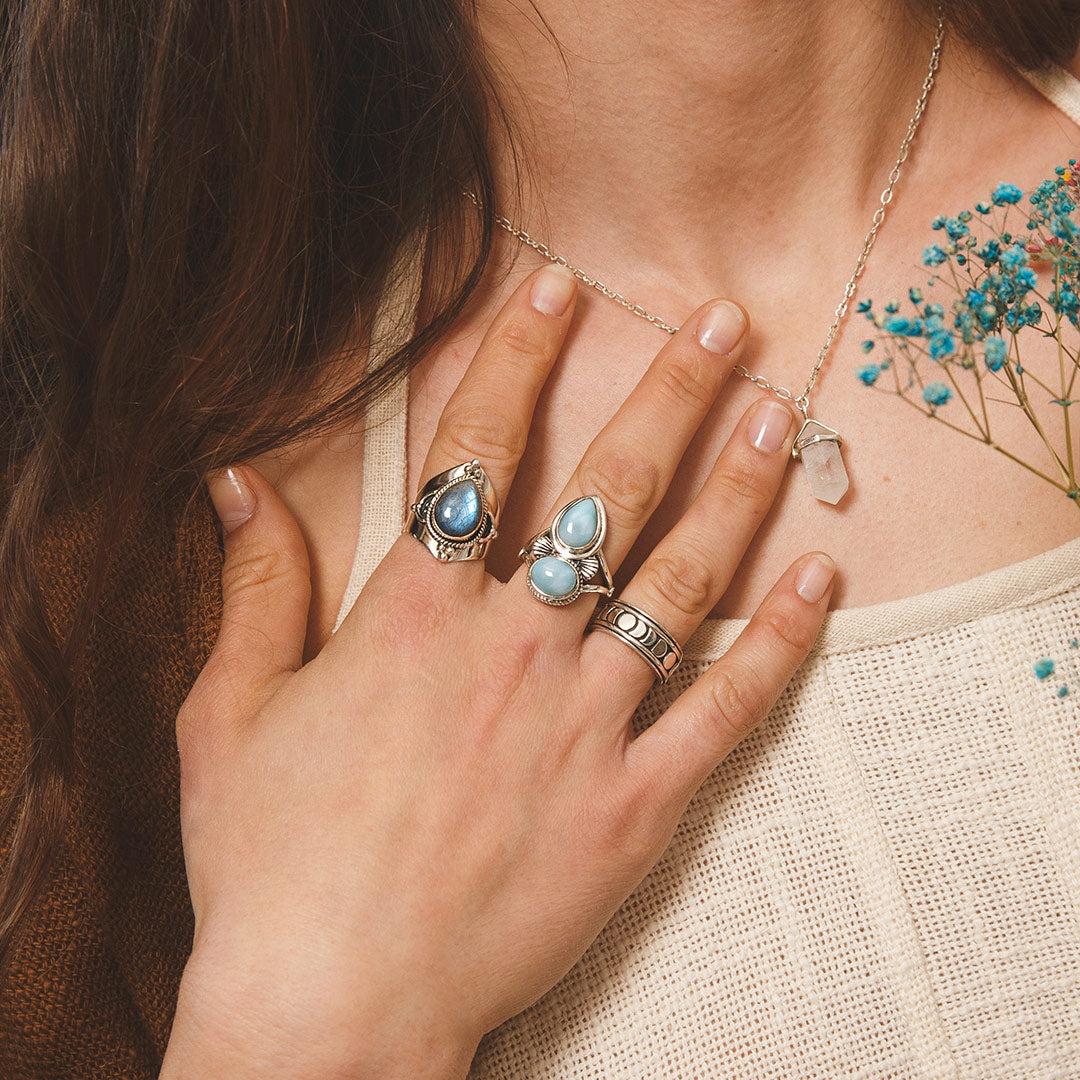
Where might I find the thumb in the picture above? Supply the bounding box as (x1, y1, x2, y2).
(201, 464, 312, 702)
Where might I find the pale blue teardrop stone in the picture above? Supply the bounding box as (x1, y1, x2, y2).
(529, 556, 579, 599)
(433, 480, 482, 538)
(556, 497, 599, 550)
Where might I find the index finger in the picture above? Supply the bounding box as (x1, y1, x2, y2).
(419, 263, 577, 506)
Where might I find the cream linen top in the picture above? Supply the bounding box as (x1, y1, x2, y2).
(333, 67, 1080, 1079)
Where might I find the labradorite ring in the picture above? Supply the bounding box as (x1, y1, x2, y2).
(518, 496, 615, 606)
(406, 459, 498, 562)
(587, 599, 682, 684)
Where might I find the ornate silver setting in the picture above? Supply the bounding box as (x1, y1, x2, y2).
(406, 459, 498, 562)
(518, 495, 614, 605)
(587, 599, 683, 683)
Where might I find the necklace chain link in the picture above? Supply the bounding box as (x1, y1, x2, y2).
(466, 12, 944, 417)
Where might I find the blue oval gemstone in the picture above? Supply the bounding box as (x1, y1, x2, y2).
(529, 556, 579, 599)
(556, 497, 599, 550)
(433, 479, 482, 538)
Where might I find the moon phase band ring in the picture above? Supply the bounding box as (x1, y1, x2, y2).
(518, 496, 615, 605)
(407, 459, 498, 562)
(588, 600, 683, 683)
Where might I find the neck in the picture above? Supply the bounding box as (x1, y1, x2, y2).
(476, 0, 946, 308)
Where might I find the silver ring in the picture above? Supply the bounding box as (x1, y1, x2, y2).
(518, 496, 614, 605)
(406, 459, 498, 562)
(587, 599, 683, 683)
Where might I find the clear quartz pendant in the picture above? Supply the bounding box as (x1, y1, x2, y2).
(792, 418, 848, 505)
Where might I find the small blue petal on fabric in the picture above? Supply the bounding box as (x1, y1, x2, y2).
(856, 364, 881, 386)
(1058, 685, 1070, 698)
(922, 381, 951, 407)
(1070, 639, 1078, 649)
(857, 299, 872, 313)
(1034, 658, 1055, 680)
(992, 182, 1023, 205)
(860, 340, 875, 353)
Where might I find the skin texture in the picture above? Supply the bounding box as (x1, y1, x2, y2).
(167, 0, 1080, 1072)
(162, 269, 832, 1077)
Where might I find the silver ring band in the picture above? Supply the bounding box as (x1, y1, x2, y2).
(587, 599, 683, 683)
(406, 459, 498, 562)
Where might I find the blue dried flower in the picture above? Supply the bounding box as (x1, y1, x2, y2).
(857, 299, 872, 313)
(885, 316, 922, 336)
(922, 381, 952, 406)
(975, 200, 992, 214)
(923, 244, 948, 267)
(999, 244, 1028, 270)
(929, 331, 955, 360)
(1034, 658, 1055, 680)
(945, 217, 969, 240)
(860, 340, 875, 353)
(909, 287, 924, 304)
(992, 182, 1024, 206)
(856, 363, 881, 386)
(984, 336, 1008, 371)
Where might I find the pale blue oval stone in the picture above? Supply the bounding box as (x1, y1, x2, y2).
(556, 497, 599, 550)
(433, 479, 481, 538)
(529, 556, 579, 599)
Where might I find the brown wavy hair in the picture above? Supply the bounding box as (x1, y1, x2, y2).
(0, 0, 1078, 971)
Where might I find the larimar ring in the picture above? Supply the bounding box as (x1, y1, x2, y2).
(518, 496, 615, 605)
(407, 459, 498, 562)
(587, 599, 683, 684)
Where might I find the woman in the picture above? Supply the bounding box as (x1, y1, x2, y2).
(2, 0, 1079, 1075)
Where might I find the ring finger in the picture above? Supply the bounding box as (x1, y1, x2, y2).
(581, 393, 798, 696)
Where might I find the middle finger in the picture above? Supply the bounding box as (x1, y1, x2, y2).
(511, 298, 747, 624)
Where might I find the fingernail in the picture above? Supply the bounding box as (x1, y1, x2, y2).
(530, 264, 577, 316)
(207, 467, 255, 534)
(795, 553, 836, 604)
(747, 399, 794, 454)
(697, 301, 746, 355)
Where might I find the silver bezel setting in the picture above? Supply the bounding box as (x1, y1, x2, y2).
(406, 459, 498, 562)
(518, 496, 614, 605)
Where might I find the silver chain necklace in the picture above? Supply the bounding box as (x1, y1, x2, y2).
(467, 13, 944, 505)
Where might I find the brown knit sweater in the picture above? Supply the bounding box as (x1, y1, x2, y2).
(0, 485, 223, 1078)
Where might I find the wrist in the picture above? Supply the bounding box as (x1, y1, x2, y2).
(161, 943, 479, 1080)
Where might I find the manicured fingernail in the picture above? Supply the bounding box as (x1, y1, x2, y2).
(747, 399, 794, 454)
(207, 467, 255, 534)
(697, 301, 746, 354)
(795, 553, 836, 604)
(530, 264, 577, 316)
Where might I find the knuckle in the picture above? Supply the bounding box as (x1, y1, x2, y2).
(703, 663, 766, 744)
(437, 410, 526, 467)
(646, 548, 715, 618)
(761, 606, 816, 655)
(498, 317, 550, 364)
(656, 352, 716, 411)
(220, 546, 297, 597)
(712, 456, 771, 510)
(578, 445, 661, 525)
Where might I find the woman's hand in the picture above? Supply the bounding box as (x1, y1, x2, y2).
(160, 265, 834, 1079)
